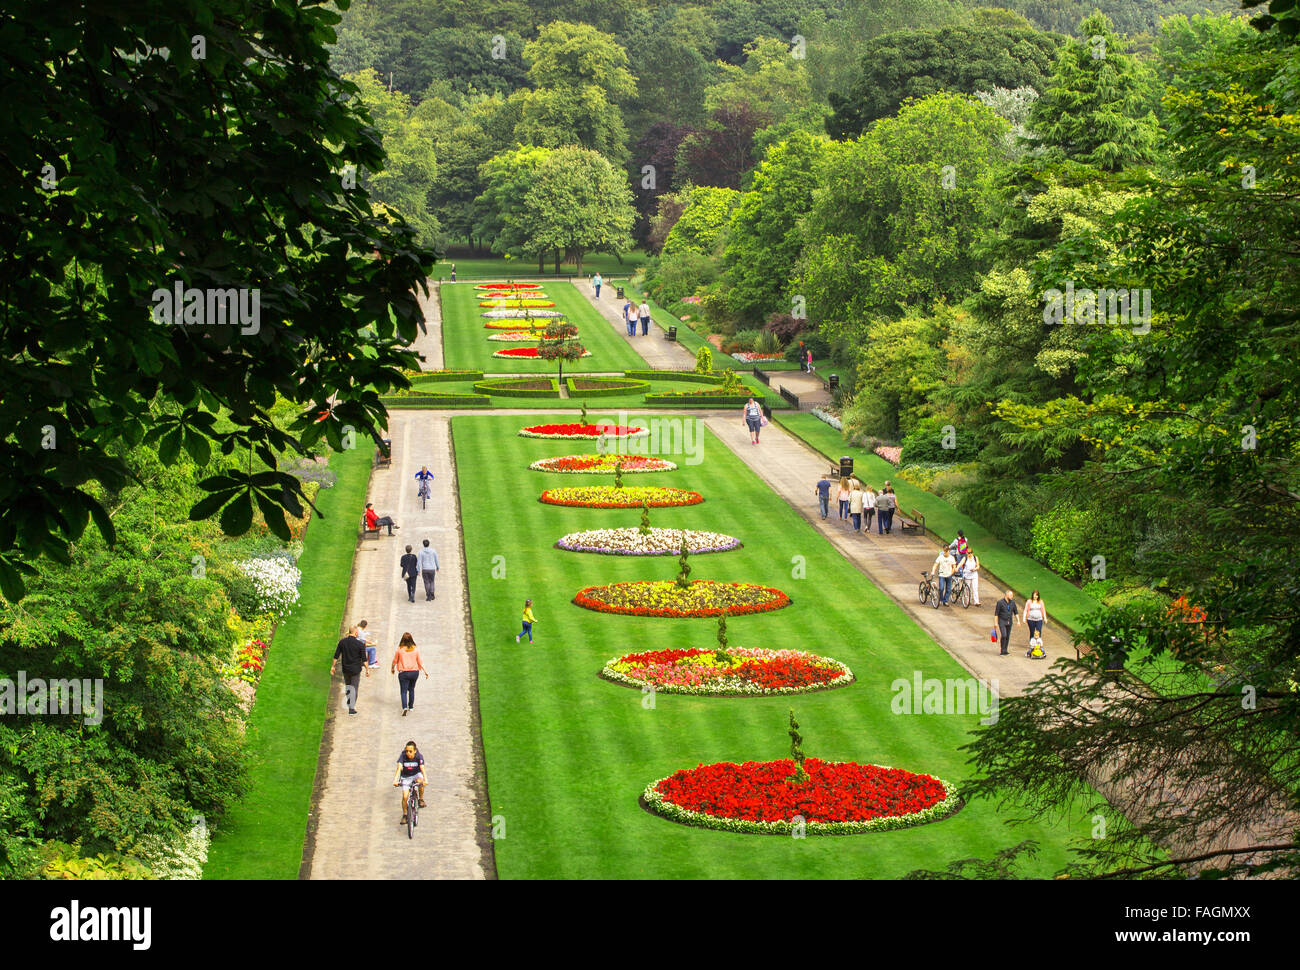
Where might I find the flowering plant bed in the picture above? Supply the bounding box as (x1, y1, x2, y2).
(473, 377, 560, 398)
(529, 454, 677, 474)
(485, 319, 553, 330)
(643, 759, 958, 834)
(556, 527, 739, 555)
(479, 299, 555, 308)
(476, 283, 541, 289)
(519, 423, 647, 440)
(573, 580, 790, 617)
(731, 352, 787, 362)
(487, 331, 543, 342)
(493, 346, 590, 359)
(482, 308, 563, 319)
(602, 647, 852, 695)
(541, 486, 702, 508)
(874, 445, 902, 465)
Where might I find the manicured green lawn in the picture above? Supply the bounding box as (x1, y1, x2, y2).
(387, 374, 788, 411)
(442, 280, 649, 374)
(204, 445, 371, 879)
(433, 251, 646, 282)
(454, 413, 1111, 878)
(778, 412, 1099, 634)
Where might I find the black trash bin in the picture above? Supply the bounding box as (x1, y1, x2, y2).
(615, 285, 625, 300)
(666, 325, 677, 341)
(829, 374, 839, 391)
(839, 456, 854, 480)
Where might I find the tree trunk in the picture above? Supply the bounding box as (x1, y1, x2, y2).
(575, 250, 584, 275)
(538, 251, 544, 274)
(554, 249, 561, 275)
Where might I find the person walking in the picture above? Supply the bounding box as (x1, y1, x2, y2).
(994, 590, 1020, 655)
(836, 478, 850, 522)
(516, 599, 536, 643)
(593, 272, 603, 298)
(391, 632, 429, 716)
(798, 341, 807, 372)
(639, 298, 651, 336)
(806, 347, 814, 373)
(848, 479, 864, 532)
(449, 263, 456, 282)
(863, 485, 877, 533)
(417, 539, 439, 601)
(400, 545, 419, 603)
(623, 300, 637, 336)
(814, 474, 832, 520)
(932, 545, 957, 605)
(876, 486, 896, 533)
(742, 397, 763, 444)
(1025, 590, 1047, 646)
(965, 548, 982, 605)
(330, 626, 370, 714)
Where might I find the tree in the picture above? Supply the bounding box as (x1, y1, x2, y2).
(0, 0, 437, 599)
(662, 185, 742, 256)
(826, 22, 1060, 137)
(474, 146, 553, 272)
(676, 102, 771, 190)
(525, 147, 637, 274)
(630, 122, 695, 247)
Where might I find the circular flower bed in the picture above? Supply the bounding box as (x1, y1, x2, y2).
(494, 346, 591, 359)
(487, 332, 542, 342)
(519, 423, 647, 440)
(529, 454, 677, 474)
(574, 580, 789, 617)
(476, 283, 541, 290)
(643, 759, 959, 834)
(603, 647, 852, 695)
(479, 299, 555, 308)
(556, 527, 739, 555)
(541, 486, 702, 509)
(482, 309, 563, 319)
(485, 319, 553, 330)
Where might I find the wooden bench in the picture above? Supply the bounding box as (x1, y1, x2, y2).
(374, 438, 392, 469)
(360, 514, 381, 540)
(897, 507, 926, 536)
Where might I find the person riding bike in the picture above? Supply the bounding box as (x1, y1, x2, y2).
(414, 466, 434, 495)
(392, 740, 427, 825)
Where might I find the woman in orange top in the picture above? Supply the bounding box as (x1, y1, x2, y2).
(391, 632, 428, 715)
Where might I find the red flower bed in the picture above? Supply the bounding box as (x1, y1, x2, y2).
(643, 758, 959, 834)
(493, 346, 590, 359)
(476, 283, 541, 289)
(519, 423, 647, 439)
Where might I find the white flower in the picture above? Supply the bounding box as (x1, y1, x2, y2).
(811, 407, 842, 431)
(555, 527, 740, 556)
(236, 556, 301, 619)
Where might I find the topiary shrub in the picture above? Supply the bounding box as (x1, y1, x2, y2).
(694, 346, 712, 374)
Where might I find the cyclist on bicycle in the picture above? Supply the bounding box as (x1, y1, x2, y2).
(392, 740, 427, 825)
(415, 466, 434, 495)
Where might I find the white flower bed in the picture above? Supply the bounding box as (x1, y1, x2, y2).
(131, 825, 210, 880)
(555, 527, 741, 556)
(811, 407, 842, 430)
(237, 556, 301, 619)
(480, 308, 563, 319)
(487, 332, 541, 342)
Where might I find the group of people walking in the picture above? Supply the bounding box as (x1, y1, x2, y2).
(330, 624, 429, 716)
(815, 474, 899, 534)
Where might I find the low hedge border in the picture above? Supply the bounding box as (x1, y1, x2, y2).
(644, 392, 764, 406)
(381, 391, 491, 407)
(624, 370, 726, 385)
(566, 377, 651, 398)
(408, 369, 485, 384)
(473, 377, 561, 398)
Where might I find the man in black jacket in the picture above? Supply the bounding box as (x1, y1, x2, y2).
(330, 626, 370, 714)
(400, 545, 419, 603)
(993, 590, 1019, 656)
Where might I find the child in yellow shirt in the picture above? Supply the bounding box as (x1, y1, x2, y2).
(516, 599, 536, 643)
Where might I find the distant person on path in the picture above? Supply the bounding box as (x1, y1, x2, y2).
(623, 299, 637, 336)
(806, 348, 814, 373)
(593, 272, 602, 298)
(331, 625, 370, 715)
(400, 545, 419, 603)
(848, 479, 864, 532)
(391, 632, 428, 716)
(357, 618, 378, 668)
(392, 740, 427, 823)
(418, 539, 440, 601)
(965, 548, 982, 605)
(450, 263, 456, 282)
(414, 465, 434, 499)
(814, 475, 832, 519)
(994, 590, 1020, 655)
(743, 397, 763, 444)
(798, 341, 807, 372)
(1025, 590, 1047, 646)
(516, 599, 536, 643)
(933, 546, 957, 605)
(639, 298, 651, 336)
(863, 485, 877, 533)
(837, 478, 850, 522)
(876, 486, 896, 533)
(365, 502, 397, 536)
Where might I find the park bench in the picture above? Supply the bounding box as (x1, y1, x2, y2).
(360, 514, 381, 540)
(374, 437, 392, 469)
(897, 507, 926, 536)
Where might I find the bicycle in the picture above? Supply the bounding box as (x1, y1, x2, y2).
(918, 571, 940, 609)
(397, 777, 421, 838)
(949, 572, 973, 609)
(417, 479, 431, 510)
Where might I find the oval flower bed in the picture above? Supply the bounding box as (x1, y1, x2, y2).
(494, 346, 591, 359)
(487, 331, 543, 342)
(529, 454, 677, 473)
(479, 299, 555, 308)
(574, 580, 790, 617)
(556, 527, 739, 555)
(643, 759, 959, 834)
(603, 647, 852, 696)
(540, 486, 701, 508)
(482, 309, 563, 319)
(731, 351, 787, 363)
(485, 319, 553, 330)
(519, 423, 647, 440)
(476, 283, 541, 289)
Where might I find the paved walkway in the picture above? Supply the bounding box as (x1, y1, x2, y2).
(303, 410, 492, 879)
(573, 279, 698, 369)
(413, 280, 443, 370)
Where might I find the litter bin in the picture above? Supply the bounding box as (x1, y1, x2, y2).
(839, 456, 854, 480)
(829, 374, 839, 391)
(615, 285, 625, 300)
(666, 326, 677, 341)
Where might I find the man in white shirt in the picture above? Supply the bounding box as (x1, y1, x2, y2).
(932, 547, 957, 606)
(639, 299, 651, 336)
(418, 539, 440, 602)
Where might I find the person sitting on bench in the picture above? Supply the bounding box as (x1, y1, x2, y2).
(365, 502, 398, 536)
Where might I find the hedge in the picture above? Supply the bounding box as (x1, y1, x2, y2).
(473, 377, 561, 398)
(643, 392, 763, 406)
(566, 377, 651, 398)
(408, 369, 485, 384)
(381, 391, 491, 407)
(624, 369, 726, 384)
